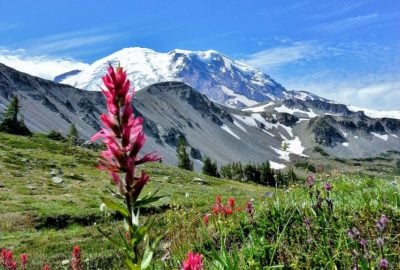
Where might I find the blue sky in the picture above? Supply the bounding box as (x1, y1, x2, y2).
(0, 0, 399, 109)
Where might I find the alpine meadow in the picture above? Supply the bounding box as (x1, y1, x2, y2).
(0, 1, 399, 269)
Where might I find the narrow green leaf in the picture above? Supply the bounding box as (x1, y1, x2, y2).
(134, 195, 165, 208)
(101, 196, 129, 217)
(140, 246, 153, 269)
(124, 258, 140, 270)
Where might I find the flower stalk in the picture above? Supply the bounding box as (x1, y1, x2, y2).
(92, 65, 161, 269)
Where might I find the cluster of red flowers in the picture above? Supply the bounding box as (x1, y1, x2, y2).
(203, 196, 255, 226)
(1, 249, 17, 270)
(1, 246, 82, 270)
(0, 250, 28, 270)
(212, 195, 239, 216)
(182, 251, 203, 270)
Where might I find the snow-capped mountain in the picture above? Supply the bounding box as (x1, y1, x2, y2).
(59, 47, 287, 108)
(2, 63, 400, 171)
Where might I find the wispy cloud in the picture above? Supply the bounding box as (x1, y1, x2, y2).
(310, 13, 380, 32)
(24, 28, 122, 55)
(244, 41, 322, 69)
(310, 1, 365, 19)
(0, 49, 89, 80)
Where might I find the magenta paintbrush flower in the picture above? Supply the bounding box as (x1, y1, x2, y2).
(182, 252, 203, 270)
(92, 65, 160, 194)
(92, 65, 162, 266)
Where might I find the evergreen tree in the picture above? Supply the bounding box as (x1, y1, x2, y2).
(176, 137, 193, 170)
(287, 166, 297, 183)
(0, 96, 31, 135)
(4, 95, 19, 122)
(67, 123, 79, 145)
(260, 161, 275, 186)
(232, 162, 243, 181)
(220, 164, 232, 179)
(276, 170, 284, 187)
(202, 156, 213, 175)
(202, 156, 219, 177)
(243, 164, 254, 181)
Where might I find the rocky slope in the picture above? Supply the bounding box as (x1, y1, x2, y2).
(1, 63, 400, 169)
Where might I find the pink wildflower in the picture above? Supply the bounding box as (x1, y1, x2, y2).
(92, 65, 160, 198)
(203, 214, 209, 226)
(306, 175, 315, 189)
(71, 245, 82, 270)
(42, 264, 51, 270)
(1, 249, 16, 270)
(228, 197, 235, 209)
(182, 252, 203, 270)
(20, 253, 27, 269)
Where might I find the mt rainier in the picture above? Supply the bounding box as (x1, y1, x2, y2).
(58, 47, 288, 108)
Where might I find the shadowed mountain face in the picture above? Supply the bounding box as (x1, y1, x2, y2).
(1, 63, 400, 170)
(0, 64, 287, 169)
(0, 63, 104, 139)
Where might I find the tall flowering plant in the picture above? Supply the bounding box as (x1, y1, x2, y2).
(92, 65, 162, 269)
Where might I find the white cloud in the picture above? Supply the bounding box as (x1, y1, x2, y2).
(0, 50, 89, 80)
(285, 77, 400, 110)
(244, 42, 322, 69)
(23, 28, 122, 55)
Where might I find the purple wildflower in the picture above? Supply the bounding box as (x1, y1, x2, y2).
(324, 182, 333, 191)
(306, 175, 315, 189)
(359, 238, 367, 247)
(379, 258, 389, 269)
(376, 214, 389, 232)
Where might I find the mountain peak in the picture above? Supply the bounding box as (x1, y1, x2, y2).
(58, 47, 287, 108)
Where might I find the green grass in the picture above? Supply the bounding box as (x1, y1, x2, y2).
(0, 132, 399, 269)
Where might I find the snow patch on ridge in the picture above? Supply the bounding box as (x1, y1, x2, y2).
(274, 105, 318, 118)
(220, 86, 259, 107)
(242, 102, 274, 113)
(232, 114, 258, 128)
(270, 161, 286, 170)
(371, 132, 388, 141)
(348, 105, 400, 120)
(221, 124, 241, 140)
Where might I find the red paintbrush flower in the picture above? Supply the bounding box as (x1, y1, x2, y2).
(182, 252, 203, 270)
(92, 65, 161, 195)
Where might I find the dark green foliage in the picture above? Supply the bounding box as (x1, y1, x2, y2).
(0, 96, 31, 136)
(295, 161, 317, 173)
(176, 137, 193, 170)
(220, 164, 232, 179)
(287, 166, 297, 183)
(394, 159, 400, 175)
(46, 130, 65, 141)
(220, 160, 297, 187)
(313, 146, 329, 157)
(67, 123, 79, 145)
(202, 156, 219, 177)
(259, 161, 275, 186)
(243, 163, 260, 182)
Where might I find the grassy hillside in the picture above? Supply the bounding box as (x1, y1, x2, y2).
(0, 132, 399, 269)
